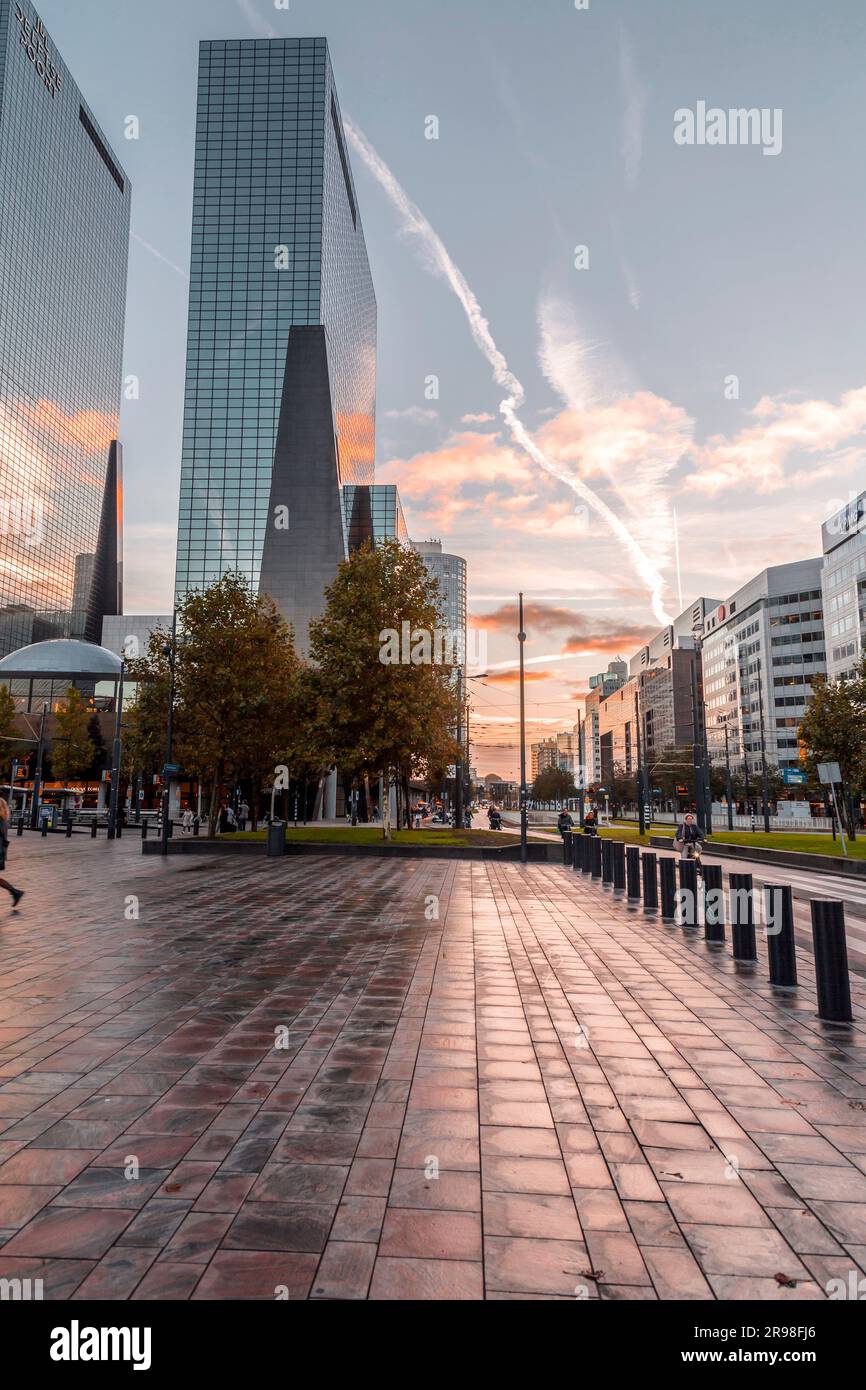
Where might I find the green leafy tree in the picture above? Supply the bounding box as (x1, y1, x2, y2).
(308, 539, 460, 836)
(51, 688, 96, 787)
(532, 766, 576, 804)
(0, 683, 20, 781)
(174, 573, 301, 836)
(799, 663, 866, 833)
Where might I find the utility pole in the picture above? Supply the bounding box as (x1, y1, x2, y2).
(29, 703, 48, 830)
(690, 657, 706, 835)
(455, 666, 464, 829)
(161, 612, 178, 857)
(634, 689, 646, 836)
(518, 593, 528, 864)
(757, 668, 771, 834)
(723, 723, 734, 831)
(577, 711, 585, 829)
(107, 660, 126, 840)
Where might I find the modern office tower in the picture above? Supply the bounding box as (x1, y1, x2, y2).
(628, 597, 720, 764)
(821, 492, 866, 681)
(413, 540, 468, 661)
(583, 660, 627, 783)
(0, 0, 130, 658)
(343, 484, 408, 552)
(701, 560, 826, 776)
(174, 37, 376, 651)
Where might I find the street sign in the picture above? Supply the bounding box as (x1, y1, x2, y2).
(163, 764, 181, 777)
(783, 769, 808, 786)
(817, 762, 841, 786)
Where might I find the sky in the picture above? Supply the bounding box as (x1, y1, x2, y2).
(39, 0, 866, 778)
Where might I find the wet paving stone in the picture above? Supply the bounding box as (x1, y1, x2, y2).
(0, 836, 864, 1298)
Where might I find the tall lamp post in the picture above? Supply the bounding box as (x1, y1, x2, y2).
(107, 659, 126, 840)
(757, 664, 772, 834)
(29, 702, 48, 831)
(518, 593, 528, 864)
(576, 711, 585, 829)
(161, 614, 178, 858)
(723, 723, 734, 831)
(455, 666, 464, 829)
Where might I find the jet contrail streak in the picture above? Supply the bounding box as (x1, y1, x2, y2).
(344, 117, 672, 626)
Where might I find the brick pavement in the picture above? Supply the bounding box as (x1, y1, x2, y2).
(0, 835, 865, 1300)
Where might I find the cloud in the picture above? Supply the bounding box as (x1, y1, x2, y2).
(234, 0, 277, 39)
(345, 116, 674, 625)
(688, 386, 866, 495)
(462, 412, 495, 424)
(560, 615, 656, 656)
(619, 26, 647, 193)
(383, 406, 439, 423)
(482, 669, 555, 685)
(473, 601, 582, 634)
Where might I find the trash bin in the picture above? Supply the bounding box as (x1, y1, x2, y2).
(267, 821, 285, 858)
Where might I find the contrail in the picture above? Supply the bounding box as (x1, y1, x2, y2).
(344, 117, 672, 626)
(132, 233, 189, 282)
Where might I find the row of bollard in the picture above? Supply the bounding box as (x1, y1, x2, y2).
(565, 832, 853, 1025)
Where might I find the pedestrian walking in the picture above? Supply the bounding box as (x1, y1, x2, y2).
(0, 798, 24, 909)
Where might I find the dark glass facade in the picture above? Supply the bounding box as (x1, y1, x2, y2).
(0, 0, 130, 657)
(343, 484, 408, 553)
(175, 37, 377, 643)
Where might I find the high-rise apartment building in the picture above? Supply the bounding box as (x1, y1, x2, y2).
(413, 540, 468, 662)
(174, 37, 376, 650)
(0, 0, 129, 657)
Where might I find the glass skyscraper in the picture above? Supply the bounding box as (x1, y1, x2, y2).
(175, 37, 377, 649)
(0, 0, 129, 658)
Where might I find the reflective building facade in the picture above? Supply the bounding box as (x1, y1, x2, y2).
(175, 37, 377, 650)
(0, 0, 129, 658)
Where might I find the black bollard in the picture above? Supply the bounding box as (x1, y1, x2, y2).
(703, 864, 725, 943)
(580, 835, 591, 875)
(677, 859, 698, 926)
(193, 818, 200, 838)
(563, 831, 572, 866)
(810, 899, 852, 1023)
(642, 852, 658, 913)
(601, 838, 613, 885)
(590, 836, 602, 880)
(626, 846, 641, 901)
(141, 820, 148, 840)
(65, 817, 73, 839)
(612, 841, 626, 892)
(730, 872, 757, 962)
(765, 884, 797, 988)
(41, 818, 48, 838)
(571, 832, 581, 872)
(116, 821, 122, 840)
(91, 820, 98, 839)
(659, 858, 676, 921)
(17, 816, 24, 837)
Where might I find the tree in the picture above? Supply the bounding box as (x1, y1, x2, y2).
(124, 579, 302, 836)
(51, 688, 96, 787)
(0, 684, 20, 781)
(798, 663, 866, 833)
(174, 573, 300, 836)
(532, 766, 576, 804)
(309, 539, 460, 836)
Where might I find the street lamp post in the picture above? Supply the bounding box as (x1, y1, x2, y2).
(161, 613, 178, 857)
(518, 593, 528, 864)
(577, 711, 585, 830)
(757, 666, 771, 834)
(723, 723, 734, 831)
(107, 660, 126, 840)
(455, 666, 464, 829)
(634, 688, 646, 836)
(29, 702, 48, 831)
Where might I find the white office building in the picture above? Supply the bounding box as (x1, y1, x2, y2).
(821, 493, 866, 681)
(701, 559, 825, 776)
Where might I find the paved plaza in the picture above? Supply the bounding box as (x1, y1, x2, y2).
(0, 835, 865, 1300)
